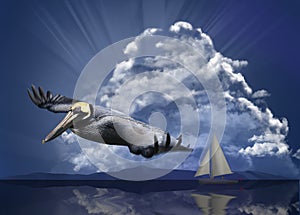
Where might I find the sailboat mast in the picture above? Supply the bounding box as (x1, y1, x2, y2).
(209, 141, 213, 179)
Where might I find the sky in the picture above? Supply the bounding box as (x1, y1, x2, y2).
(1, 0, 300, 179)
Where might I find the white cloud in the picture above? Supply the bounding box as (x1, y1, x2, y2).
(61, 131, 77, 144)
(124, 42, 138, 55)
(252, 89, 270, 98)
(60, 132, 94, 172)
(113, 58, 134, 79)
(235, 97, 290, 157)
(169, 21, 193, 33)
(239, 141, 289, 157)
(124, 28, 160, 56)
(292, 149, 300, 159)
(237, 97, 263, 120)
(69, 152, 93, 172)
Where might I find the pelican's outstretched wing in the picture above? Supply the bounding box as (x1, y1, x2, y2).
(99, 115, 192, 158)
(27, 85, 79, 113)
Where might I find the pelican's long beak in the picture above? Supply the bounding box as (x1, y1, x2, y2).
(42, 111, 78, 143)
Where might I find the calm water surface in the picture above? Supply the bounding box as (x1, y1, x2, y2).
(0, 180, 298, 215)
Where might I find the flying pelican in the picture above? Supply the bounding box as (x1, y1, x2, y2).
(28, 85, 192, 158)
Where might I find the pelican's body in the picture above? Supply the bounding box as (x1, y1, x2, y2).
(28, 86, 191, 158)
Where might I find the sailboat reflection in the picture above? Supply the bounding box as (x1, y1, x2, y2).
(192, 193, 236, 215)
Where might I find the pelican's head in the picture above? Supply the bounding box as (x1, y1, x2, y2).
(42, 102, 93, 143)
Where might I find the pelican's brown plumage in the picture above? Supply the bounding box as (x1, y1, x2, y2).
(28, 85, 191, 158)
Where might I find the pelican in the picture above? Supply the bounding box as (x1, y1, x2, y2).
(28, 85, 192, 158)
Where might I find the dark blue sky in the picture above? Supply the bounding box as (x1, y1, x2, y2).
(1, 0, 300, 177)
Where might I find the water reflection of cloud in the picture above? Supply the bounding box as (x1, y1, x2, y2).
(71, 188, 200, 215)
(238, 204, 289, 215)
(68, 181, 299, 215)
(73, 188, 139, 215)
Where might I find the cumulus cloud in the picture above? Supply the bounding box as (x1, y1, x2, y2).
(123, 28, 160, 56)
(61, 131, 77, 144)
(112, 58, 135, 79)
(111, 22, 290, 156)
(239, 129, 289, 157)
(292, 149, 300, 159)
(59, 132, 94, 172)
(69, 152, 93, 172)
(169, 21, 193, 33)
(252, 89, 270, 98)
(60, 21, 298, 176)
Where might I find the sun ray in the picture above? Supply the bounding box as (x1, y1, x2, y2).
(235, 17, 285, 57)
(219, 15, 259, 54)
(65, 0, 97, 53)
(79, 1, 107, 51)
(204, 1, 229, 34)
(32, 8, 79, 69)
(95, 1, 113, 44)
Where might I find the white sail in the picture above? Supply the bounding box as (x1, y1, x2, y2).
(194, 148, 210, 177)
(211, 135, 233, 178)
(195, 134, 233, 178)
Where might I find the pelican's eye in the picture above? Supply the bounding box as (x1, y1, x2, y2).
(73, 106, 81, 114)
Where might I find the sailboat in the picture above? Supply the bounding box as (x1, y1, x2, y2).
(195, 134, 237, 184)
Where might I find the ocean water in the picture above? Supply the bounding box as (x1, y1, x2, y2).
(0, 180, 298, 215)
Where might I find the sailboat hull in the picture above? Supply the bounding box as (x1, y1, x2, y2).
(198, 178, 239, 185)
